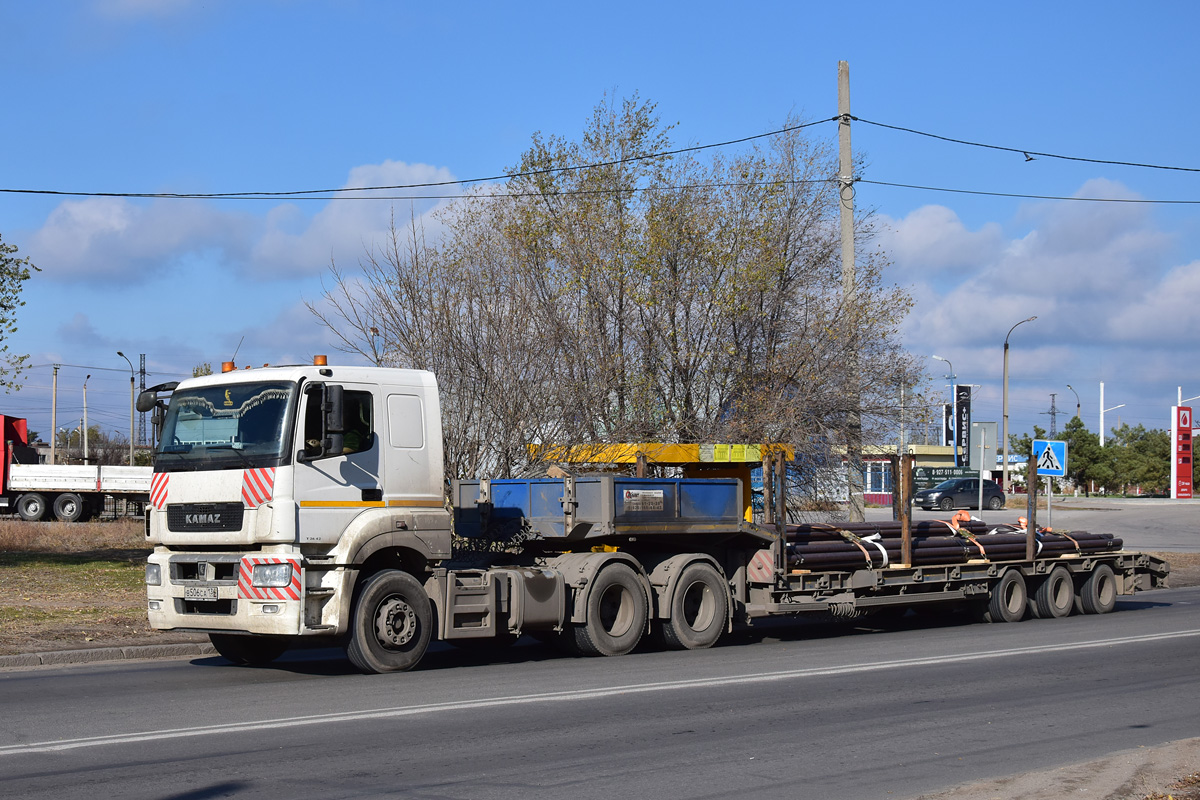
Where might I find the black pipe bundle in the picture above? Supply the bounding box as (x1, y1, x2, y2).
(784, 520, 1123, 571)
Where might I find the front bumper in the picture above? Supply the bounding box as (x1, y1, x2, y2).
(146, 550, 328, 636)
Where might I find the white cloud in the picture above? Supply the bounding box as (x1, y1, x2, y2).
(250, 161, 459, 279)
(23, 160, 459, 285)
(26, 197, 253, 282)
(890, 180, 1200, 430)
(878, 205, 1006, 279)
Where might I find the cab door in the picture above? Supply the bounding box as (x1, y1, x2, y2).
(292, 384, 383, 544)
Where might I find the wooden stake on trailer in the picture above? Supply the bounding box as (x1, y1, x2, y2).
(900, 453, 914, 567)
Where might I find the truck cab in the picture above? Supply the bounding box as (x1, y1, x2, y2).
(144, 359, 451, 669)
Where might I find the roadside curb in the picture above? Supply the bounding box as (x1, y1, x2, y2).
(0, 642, 216, 669)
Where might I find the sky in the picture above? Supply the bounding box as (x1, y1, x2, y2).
(2, 0, 1199, 452)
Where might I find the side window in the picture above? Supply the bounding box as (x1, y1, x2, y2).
(342, 390, 374, 455)
(301, 387, 374, 458)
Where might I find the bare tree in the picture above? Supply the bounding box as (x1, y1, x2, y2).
(309, 95, 921, 480)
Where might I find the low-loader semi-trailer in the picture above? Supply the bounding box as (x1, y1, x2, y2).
(142, 359, 1169, 673)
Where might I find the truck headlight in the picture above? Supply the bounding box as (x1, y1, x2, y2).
(145, 563, 161, 586)
(252, 563, 293, 587)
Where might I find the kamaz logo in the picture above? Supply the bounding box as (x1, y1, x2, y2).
(186, 513, 222, 525)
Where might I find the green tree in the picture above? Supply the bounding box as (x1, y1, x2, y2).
(193, 362, 213, 377)
(0, 233, 39, 391)
(1109, 424, 1170, 494)
(1057, 416, 1114, 496)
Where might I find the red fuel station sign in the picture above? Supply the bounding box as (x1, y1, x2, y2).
(1172, 406, 1193, 499)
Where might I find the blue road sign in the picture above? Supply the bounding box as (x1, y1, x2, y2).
(1033, 439, 1068, 477)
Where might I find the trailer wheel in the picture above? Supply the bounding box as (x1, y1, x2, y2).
(209, 633, 289, 666)
(1032, 566, 1073, 619)
(571, 563, 647, 657)
(658, 562, 728, 650)
(16, 493, 47, 522)
(984, 569, 1027, 623)
(1076, 564, 1118, 615)
(347, 569, 432, 673)
(52, 493, 86, 523)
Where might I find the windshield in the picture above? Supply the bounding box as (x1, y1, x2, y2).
(932, 479, 960, 490)
(155, 381, 297, 471)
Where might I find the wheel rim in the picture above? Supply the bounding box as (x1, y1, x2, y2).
(1001, 577, 1024, 614)
(1051, 573, 1072, 609)
(1097, 573, 1116, 606)
(598, 584, 635, 637)
(374, 594, 418, 648)
(680, 579, 717, 631)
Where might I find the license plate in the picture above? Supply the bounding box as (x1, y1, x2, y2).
(185, 586, 219, 601)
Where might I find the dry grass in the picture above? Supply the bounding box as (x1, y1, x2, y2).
(1145, 771, 1200, 800)
(0, 518, 203, 655)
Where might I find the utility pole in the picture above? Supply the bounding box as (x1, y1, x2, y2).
(839, 60, 864, 523)
(50, 365, 59, 465)
(1042, 393, 1059, 436)
(138, 353, 147, 447)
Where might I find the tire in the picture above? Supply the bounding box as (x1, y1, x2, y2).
(1076, 564, 1118, 615)
(987, 495, 1004, 510)
(1032, 566, 1073, 619)
(658, 562, 728, 650)
(347, 570, 432, 673)
(52, 493, 86, 523)
(209, 633, 289, 666)
(938, 497, 954, 511)
(16, 493, 47, 522)
(570, 563, 647, 657)
(984, 569, 1027, 623)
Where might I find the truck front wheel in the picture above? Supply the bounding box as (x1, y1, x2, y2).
(658, 562, 728, 650)
(52, 493, 86, 523)
(16, 493, 47, 522)
(347, 570, 432, 674)
(209, 633, 289, 666)
(571, 563, 647, 657)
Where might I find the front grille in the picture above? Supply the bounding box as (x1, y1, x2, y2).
(175, 598, 238, 615)
(167, 503, 245, 532)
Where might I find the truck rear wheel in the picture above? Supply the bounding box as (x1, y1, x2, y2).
(1032, 566, 1074, 619)
(984, 569, 1027, 623)
(209, 633, 289, 666)
(347, 569, 432, 673)
(571, 563, 647, 657)
(52, 493, 86, 523)
(658, 562, 727, 650)
(16, 493, 47, 522)
(1076, 564, 1117, 615)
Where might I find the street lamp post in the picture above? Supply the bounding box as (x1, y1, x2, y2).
(931, 355, 956, 463)
(1002, 316, 1038, 495)
(1066, 384, 1081, 420)
(1099, 381, 1125, 447)
(117, 351, 135, 465)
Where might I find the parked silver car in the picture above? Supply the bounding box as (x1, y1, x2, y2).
(913, 478, 1005, 511)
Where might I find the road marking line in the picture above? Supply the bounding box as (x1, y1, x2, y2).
(3, 628, 1199, 756)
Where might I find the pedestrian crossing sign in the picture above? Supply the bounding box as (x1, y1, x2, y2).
(1033, 439, 1068, 477)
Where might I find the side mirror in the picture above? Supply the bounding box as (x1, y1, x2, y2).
(323, 384, 344, 455)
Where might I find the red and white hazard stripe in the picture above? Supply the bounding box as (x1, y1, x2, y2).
(747, 549, 775, 583)
(241, 467, 276, 508)
(149, 472, 170, 509)
(237, 556, 302, 601)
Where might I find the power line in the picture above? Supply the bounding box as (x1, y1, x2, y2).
(0, 118, 837, 201)
(853, 116, 1200, 173)
(859, 178, 1200, 205)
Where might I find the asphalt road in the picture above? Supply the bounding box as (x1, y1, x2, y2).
(2, 587, 1198, 800)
